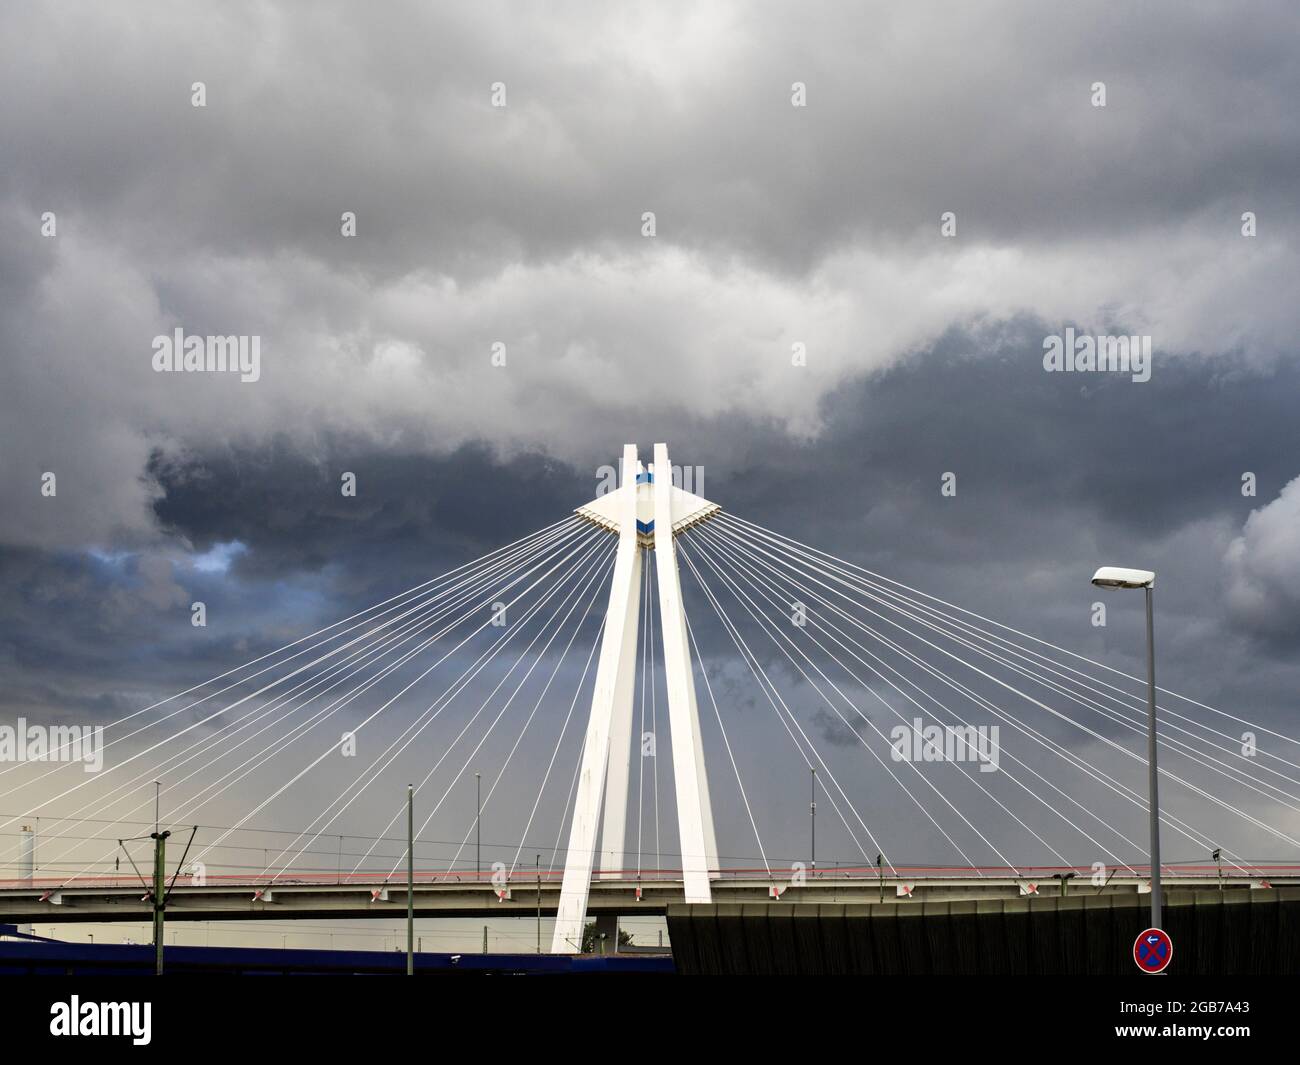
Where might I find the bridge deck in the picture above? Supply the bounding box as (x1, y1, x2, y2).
(1, 867, 1294, 924)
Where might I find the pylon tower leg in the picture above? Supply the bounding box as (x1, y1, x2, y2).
(652, 443, 716, 901)
(551, 446, 642, 952)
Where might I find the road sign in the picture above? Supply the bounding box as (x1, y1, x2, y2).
(1133, 927, 1172, 973)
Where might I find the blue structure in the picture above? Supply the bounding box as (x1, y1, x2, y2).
(0, 934, 674, 976)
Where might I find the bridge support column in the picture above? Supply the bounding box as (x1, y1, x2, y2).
(652, 443, 717, 899)
(598, 541, 642, 878)
(551, 446, 643, 954)
(551, 443, 718, 953)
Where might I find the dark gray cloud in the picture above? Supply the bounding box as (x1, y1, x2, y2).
(3, 1, 1299, 551)
(4, 2, 1298, 269)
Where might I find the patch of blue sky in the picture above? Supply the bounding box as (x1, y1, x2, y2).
(191, 540, 249, 574)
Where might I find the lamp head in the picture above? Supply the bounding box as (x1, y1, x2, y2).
(1091, 566, 1155, 590)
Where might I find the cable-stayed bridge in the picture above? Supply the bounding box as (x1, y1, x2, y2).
(3, 443, 1299, 953)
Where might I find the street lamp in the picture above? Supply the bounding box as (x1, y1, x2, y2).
(1091, 565, 1162, 930)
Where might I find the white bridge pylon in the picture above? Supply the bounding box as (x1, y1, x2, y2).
(551, 443, 720, 953)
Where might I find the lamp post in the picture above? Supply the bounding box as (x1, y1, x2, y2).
(1091, 566, 1161, 930)
(407, 783, 414, 976)
(809, 767, 816, 876)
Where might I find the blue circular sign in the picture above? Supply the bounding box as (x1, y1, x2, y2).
(1133, 927, 1173, 973)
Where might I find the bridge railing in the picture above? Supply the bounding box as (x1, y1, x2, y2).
(2, 863, 1296, 892)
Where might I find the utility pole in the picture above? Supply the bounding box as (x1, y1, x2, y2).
(18, 824, 34, 937)
(876, 853, 884, 903)
(482, 926, 488, 954)
(406, 784, 414, 976)
(809, 767, 817, 875)
(475, 772, 482, 877)
(1213, 847, 1223, 891)
(150, 828, 170, 976)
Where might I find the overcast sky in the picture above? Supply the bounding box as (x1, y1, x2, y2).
(2, 2, 1299, 948)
